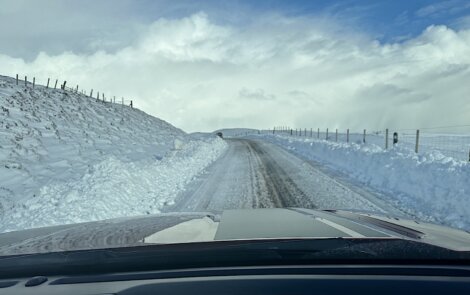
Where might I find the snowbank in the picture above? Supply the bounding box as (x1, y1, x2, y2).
(257, 134, 470, 230)
(0, 75, 227, 232)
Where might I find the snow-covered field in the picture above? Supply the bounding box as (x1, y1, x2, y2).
(0, 75, 227, 233)
(254, 133, 470, 230)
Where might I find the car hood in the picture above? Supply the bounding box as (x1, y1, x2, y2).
(0, 208, 469, 256)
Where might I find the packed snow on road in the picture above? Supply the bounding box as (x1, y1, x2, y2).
(0, 74, 469, 233)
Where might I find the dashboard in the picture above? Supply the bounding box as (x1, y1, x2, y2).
(1, 265, 470, 295)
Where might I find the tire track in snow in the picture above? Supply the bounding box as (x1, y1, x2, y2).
(164, 138, 391, 213)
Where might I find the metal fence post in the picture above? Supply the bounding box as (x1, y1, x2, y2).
(385, 129, 389, 149)
(347, 129, 349, 143)
(415, 129, 420, 153)
(46, 78, 50, 88)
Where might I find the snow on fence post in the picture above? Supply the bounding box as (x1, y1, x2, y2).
(415, 129, 420, 153)
(385, 129, 389, 149)
(16, 74, 18, 85)
(347, 129, 349, 143)
(46, 78, 50, 88)
(54, 79, 58, 89)
(24, 76, 27, 87)
(33, 77, 35, 88)
(326, 128, 329, 140)
(335, 129, 338, 142)
(363, 129, 366, 144)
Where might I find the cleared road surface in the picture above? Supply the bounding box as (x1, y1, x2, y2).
(164, 139, 402, 214)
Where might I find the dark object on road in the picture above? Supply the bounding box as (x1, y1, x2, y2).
(216, 132, 223, 138)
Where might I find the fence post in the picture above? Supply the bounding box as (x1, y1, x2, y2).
(335, 129, 338, 142)
(130, 100, 133, 108)
(363, 129, 366, 143)
(415, 129, 420, 153)
(102, 93, 105, 102)
(62, 81, 67, 90)
(273, 127, 275, 134)
(326, 128, 329, 140)
(290, 129, 293, 136)
(16, 74, 18, 85)
(90, 89, 93, 97)
(310, 128, 312, 137)
(46, 78, 50, 88)
(76, 85, 79, 93)
(97, 92, 100, 101)
(122, 97, 124, 105)
(304, 128, 306, 136)
(347, 129, 349, 143)
(25, 76, 27, 87)
(385, 129, 389, 149)
(113, 96, 116, 103)
(317, 128, 320, 139)
(33, 77, 35, 88)
(54, 79, 58, 89)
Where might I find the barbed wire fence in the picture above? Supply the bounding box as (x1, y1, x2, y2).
(265, 125, 470, 162)
(13, 74, 135, 109)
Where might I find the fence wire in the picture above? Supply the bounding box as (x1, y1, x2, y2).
(269, 127, 470, 162)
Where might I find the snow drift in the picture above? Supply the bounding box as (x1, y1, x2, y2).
(0, 75, 227, 232)
(258, 134, 470, 230)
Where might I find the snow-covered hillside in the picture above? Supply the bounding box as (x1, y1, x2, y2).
(0, 75, 227, 232)
(255, 134, 470, 230)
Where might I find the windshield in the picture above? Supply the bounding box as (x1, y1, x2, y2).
(0, 0, 469, 263)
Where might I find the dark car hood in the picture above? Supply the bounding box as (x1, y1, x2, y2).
(0, 208, 469, 256)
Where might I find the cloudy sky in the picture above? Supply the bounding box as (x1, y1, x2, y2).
(1, 0, 470, 132)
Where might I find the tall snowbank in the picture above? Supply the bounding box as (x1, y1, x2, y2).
(259, 134, 470, 230)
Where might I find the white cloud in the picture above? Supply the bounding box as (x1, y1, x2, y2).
(1, 12, 470, 132)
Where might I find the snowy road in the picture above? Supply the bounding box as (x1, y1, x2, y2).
(164, 139, 401, 214)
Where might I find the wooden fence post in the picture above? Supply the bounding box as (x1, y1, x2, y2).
(385, 129, 389, 149)
(33, 77, 35, 88)
(46, 78, 50, 88)
(363, 129, 366, 144)
(76, 85, 79, 93)
(326, 128, 329, 140)
(335, 129, 338, 142)
(16, 74, 18, 85)
(90, 89, 93, 97)
(130, 100, 133, 108)
(25, 76, 27, 87)
(310, 128, 313, 137)
(102, 93, 105, 102)
(97, 92, 100, 101)
(54, 79, 58, 89)
(317, 128, 320, 138)
(415, 129, 420, 153)
(347, 129, 349, 143)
